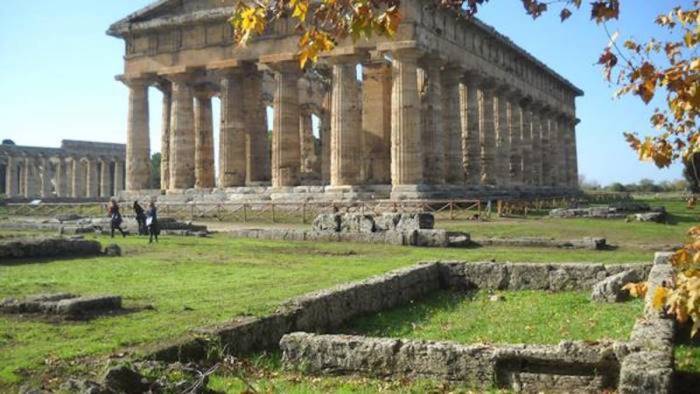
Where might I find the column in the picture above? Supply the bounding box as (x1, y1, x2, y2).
(271, 62, 302, 188)
(72, 157, 85, 198)
(546, 113, 559, 187)
(568, 118, 579, 188)
(420, 57, 445, 185)
(557, 116, 569, 187)
(530, 104, 544, 186)
(540, 109, 552, 186)
(390, 48, 423, 188)
(460, 73, 480, 185)
(495, 85, 511, 187)
(442, 65, 464, 184)
(219, 69, 247, 187)
(242, 64, 270, 184)
(299, 105, 318, 176)
(40, 157, 52, 198)
(124, 78, 151, 190)
(194, 88, 216, 188)
(86, 157, 99, 198)
(362, 59, 392, 184)
(100, 158, 111, 197)
(509, 94, 524, 185)
(520, 98, 533, 186)
(114, 160, 125, 193)
(65, 158, 74, 197)
(55, 157, 67, 197)
(158, 82, 172, 190)
(5, 156, 17, 197)
(18, 161, 25, 197)
(330, 56, 363, 187)
(24, 157, 39, 198)
(320, 98, 331, 185)
(479, 80, 497, 186)
(169, 74, 196, 190)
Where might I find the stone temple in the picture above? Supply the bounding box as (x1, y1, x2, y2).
(1, 141, 126, 200)
(109, 0, 581, 202)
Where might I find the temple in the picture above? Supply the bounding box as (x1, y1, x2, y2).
(108, 0, 582, 201)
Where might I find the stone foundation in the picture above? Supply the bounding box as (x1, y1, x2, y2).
(0, 236, 102, 260)
(473, 236, 608, 250)
(0, 293, 122, 318)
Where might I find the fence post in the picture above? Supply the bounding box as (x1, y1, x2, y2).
(243, 204, 248, 223)
(450, 201, 455, 220)
(271, 203, 276, 223)
(302, 202, 307, 224)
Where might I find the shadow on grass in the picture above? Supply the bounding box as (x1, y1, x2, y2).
(0, 254, 106, 267)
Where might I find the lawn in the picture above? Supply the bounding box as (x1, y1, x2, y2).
(343, 290, 641, 344)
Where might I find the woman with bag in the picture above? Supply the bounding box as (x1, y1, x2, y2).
(146, 201, 159, 244)
(133, 201, 147, 235)
(108, 200, 127, 238)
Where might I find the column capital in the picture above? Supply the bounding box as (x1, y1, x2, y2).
(322, 47, 368, 64)
(391, 47, 422, 62)
(193, 84, 218, 99)
(116, 74, 155, 88)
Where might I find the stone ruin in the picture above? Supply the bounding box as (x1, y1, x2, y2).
(550, 202, 667, 223)
(0, 293, 122, 320)
(226, 212, 470, 247)
(63, 256, 671, 394)
(0, 236, 103, 261)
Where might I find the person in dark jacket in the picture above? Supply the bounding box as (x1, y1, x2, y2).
(133, 201, 147, 235)
(146, 202, 159, 244)
(108, 200, 127, 238)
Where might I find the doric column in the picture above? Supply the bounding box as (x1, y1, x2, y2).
(530, 104, 544, 187)
(391, 48, 423, 187)
(100, 158, 111, 197)
(5, 155, 17, 197)
(114, 160, 125, 193)
(330, 55, 363, 187)
(420, 56, 445, 185)
(519, 98, 533, 186)
(86, 157, 99, 198)
(219, 69, 247, 187)
(242, 64, 270, 184)
(40, 157, 52, 198)
(442, 65, 464, 184)
(479, 80, 497, 186)
(24, 157, 39, 198)
(460, 73, 481, 185)
(495, 85, 511, 187)
(194, 87, 216, 189)
(362, 58, 392, 184)
(71, 157, 84, 198)
(168, 73, 196, 190)
(299, 104, 318, 176)
(158, 82, 172, 191)
(568, 118, 579, 188)
(545, 113, 559, 187)
(55, 157, 68, 197)
(540, 108, 552, 186)
(509, 93, 523, 185)
(320, 93, 332, 185)
(123, 77, 151, 191)
(270, 61, 302, 188)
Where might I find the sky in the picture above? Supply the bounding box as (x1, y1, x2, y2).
(0, 0, 692, 185)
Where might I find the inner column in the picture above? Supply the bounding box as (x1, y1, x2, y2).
(420, 56, 445, 186)
(362, 56, 392, 185)
(269, 61, 302, 188)
(330, 55, 363, 189)
(461, 73, 481, 186)
(168, 73, 196, 190)
(194, 87, 216, 189)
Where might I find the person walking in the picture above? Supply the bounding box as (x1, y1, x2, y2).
(108, 200, 127, 238)
(133, 201, 147, 235)
(146, 201, 159, 244)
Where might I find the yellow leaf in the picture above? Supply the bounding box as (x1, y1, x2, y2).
(652, 286, 670, 310)
(622, 282, 648, 298)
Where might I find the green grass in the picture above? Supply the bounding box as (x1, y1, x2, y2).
(343, 290, 641, 344)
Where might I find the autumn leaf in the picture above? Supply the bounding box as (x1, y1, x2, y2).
(622, 282, 648, 298)
(560, 8, 573, 22)
(652, 286, 670, 310)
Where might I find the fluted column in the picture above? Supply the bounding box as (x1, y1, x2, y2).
(568, 118, 579, 188)
(509, 94, 523, 185)
(114, 160, 125, 193)
(123, 78, 151, 191)
(391, 48, 423, 189)
(520, 99, 533, 186)
(420, 57, 445, 185)
(546, 113, 560, 187)
(40, 157, 52, 198)
(495, 86, 511, 187)
(55, 157, 67, 197)
(540, 109, 553, 186)
(194, 88, 216, 189)
(271, 62, 302, 188)
(158, 83, 172, 190)
(219, 69, 247, 187)
(5, 156, 17, 197)
(442, 65, 463, 184)
(530, 104, 544, 187)
(299, 105, 318, 176)
(24, 157, 39, 198)
(85, 157, 99, 198)
(479, 80, 497, 186)
(320, 95, 331, 185)
(100, 159, 111, 197)
(242, 64, 270, 184)
(169, 74, 196, 190)
(361, 60, 392, 184)
(460, 73, 481, 185)
(330, 56, 363, 187)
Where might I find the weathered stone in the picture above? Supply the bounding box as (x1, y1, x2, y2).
(618, 351, 672, 394)
(54, 295, 122, 316)
(103, 365, 150, 394)
(506, 263, 551, 290)
(591, 270, 641, 303)
(548, 263, 607, 291)
(312, 213, 341, 232)
(0, 236, 102, 260)
(396, 213, 435, 231)
(104, 244, 122, 257)
(461, 262, 510, 290)
(339, 213, 375, 233)
(628, 211, 666, 223)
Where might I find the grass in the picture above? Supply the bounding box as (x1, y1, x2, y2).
(343, 290, 641, 344)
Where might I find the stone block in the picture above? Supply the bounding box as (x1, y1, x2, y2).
(506, 263, 551, 290)
(374, 213, 402, 231)
(339, 213, 375, 233)
(396, 213, 434, 231)
(54, 295, 122, 316)
(312, 213, 341, 232)
(413, 229, 449, 247)
(591, 270, 640, 303)
(462, 262, 509, 290)
(618, 351, 672, 394)
(104, 244, 122, 257)
(548, 263, 606, 291)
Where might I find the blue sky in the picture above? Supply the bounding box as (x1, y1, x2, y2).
(0, 0, 691, 185)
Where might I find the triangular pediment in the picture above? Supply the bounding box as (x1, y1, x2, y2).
(108, 0, 235, 36)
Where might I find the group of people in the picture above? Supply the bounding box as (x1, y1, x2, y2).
(107, 200, 159, 243)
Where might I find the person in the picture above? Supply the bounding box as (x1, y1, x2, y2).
(146, 201, 159, 244)
(133, 201, 147, 235)
(108, 200, 127, 238)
